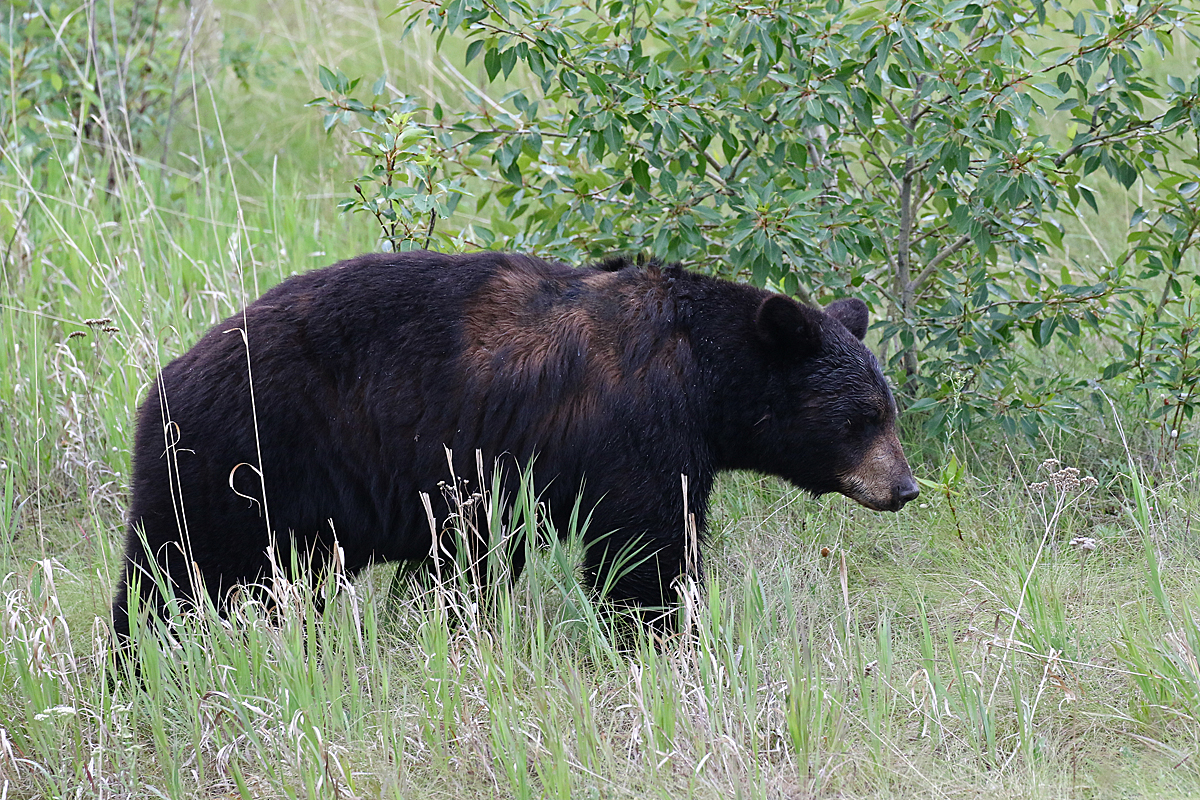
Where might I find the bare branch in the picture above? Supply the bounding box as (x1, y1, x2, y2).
(423, 209, 437, 250)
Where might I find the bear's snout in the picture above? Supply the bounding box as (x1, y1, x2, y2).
(839, 429, 918, 512)
(893, 475, 920, 510)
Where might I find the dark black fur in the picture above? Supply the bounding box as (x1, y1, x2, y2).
(113, 250, 917, 640)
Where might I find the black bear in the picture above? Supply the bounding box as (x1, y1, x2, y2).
(112, 250, 918, 641)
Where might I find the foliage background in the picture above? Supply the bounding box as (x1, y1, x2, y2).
(310, 0, 1200, 448)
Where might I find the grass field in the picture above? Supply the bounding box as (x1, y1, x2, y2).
(2, 0, 1200, 797)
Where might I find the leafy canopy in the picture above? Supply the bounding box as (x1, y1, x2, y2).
(311, 0, 1200, 445)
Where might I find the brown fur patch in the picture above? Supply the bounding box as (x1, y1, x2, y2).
(462, 265, 626, 389)
(840, 427, 912, 511)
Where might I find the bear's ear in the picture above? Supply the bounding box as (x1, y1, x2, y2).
(825, 297, 869, 341)
(755, 295, 822, 355)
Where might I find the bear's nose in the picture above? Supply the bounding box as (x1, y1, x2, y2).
(896, 477, 920, 509)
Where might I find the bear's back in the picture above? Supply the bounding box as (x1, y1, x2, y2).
(132, 251, 704, 566)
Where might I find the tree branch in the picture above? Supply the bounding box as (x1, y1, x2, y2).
(1053, 110, 1182, 168)
(908, 234, 972, 295)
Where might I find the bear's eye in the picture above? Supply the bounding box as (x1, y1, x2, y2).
(846, 411, 883, 431)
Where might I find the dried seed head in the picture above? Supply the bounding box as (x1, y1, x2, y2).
(1032, 462, 1097, 496)
(1070, 536, 1099, 552)
(1050, 467, 1081, 492)
(68, 331, 87, 340)
(83, 318, 112, 328)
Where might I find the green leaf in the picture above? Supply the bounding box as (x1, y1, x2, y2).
(585, 72, 608, 97)
(484, 47, 501, 81)
(318, 65, 337, 93)
(721, 138, 738, 162)
(632, 160, 651, 191)
(500, 47, 517, 78)
(906, 398, 938, 413)
(1102, 361, 1130, 380)
(465, 39, 485, 65)
(1076, 185, 1098, 213)
(887, 63, 910, 89)
(1163, 104, 1188, 127)
(1000, 34, 1016, 67)
(1033, 316, 1058, 347)
(1116, 163, 1137, 189)
(994, 109, 1012, 141)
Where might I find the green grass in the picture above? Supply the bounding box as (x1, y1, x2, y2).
(2, 0, 1200, 797)
(2, 463, 1200, 798)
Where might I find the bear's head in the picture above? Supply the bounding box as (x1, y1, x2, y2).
(748, 294, 920, 512)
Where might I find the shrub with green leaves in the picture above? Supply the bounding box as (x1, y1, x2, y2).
(1, 0, 190, 175)
(311, 0, 1200, 444)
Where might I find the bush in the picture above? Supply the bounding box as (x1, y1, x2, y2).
(312, 0, 1196, 446)
(1, 0, 192, 181)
